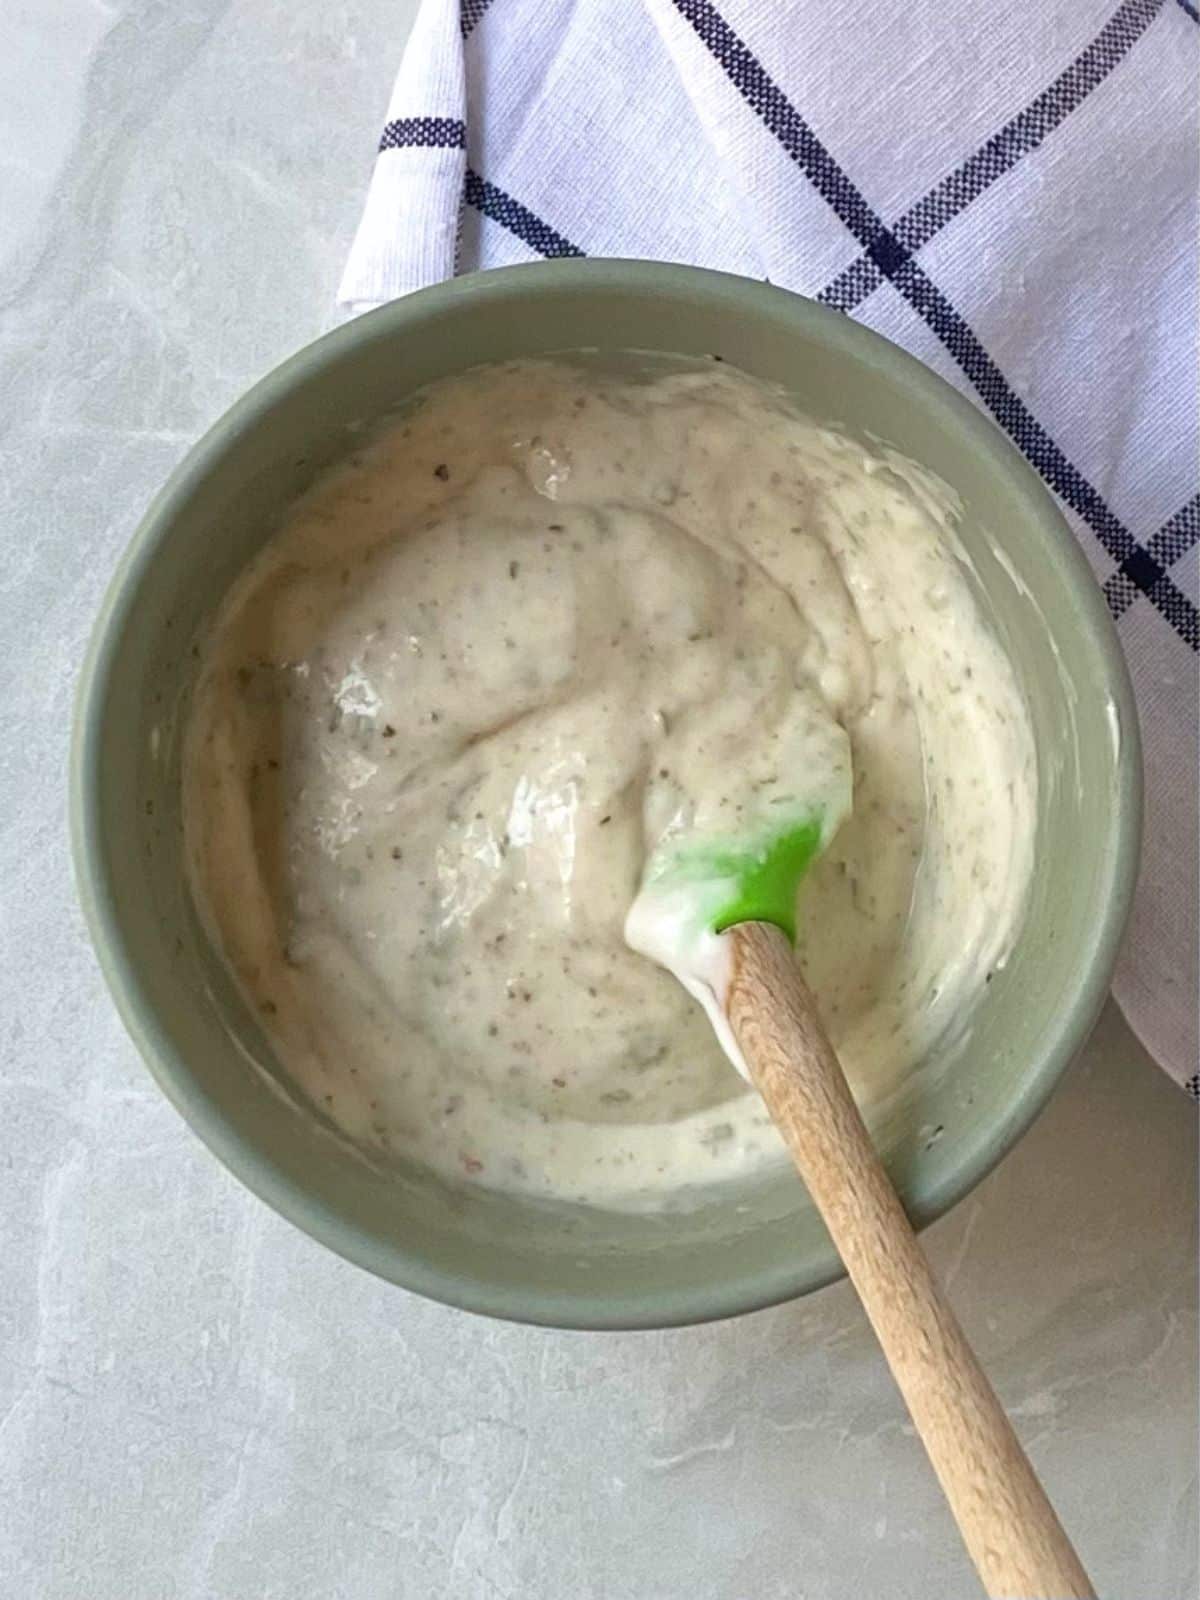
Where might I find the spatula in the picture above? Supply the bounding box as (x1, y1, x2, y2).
(627, 807, 1095, 1600)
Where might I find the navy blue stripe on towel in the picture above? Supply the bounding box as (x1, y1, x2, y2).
(820, 0, 1166, 315)
(671, 0, 1199, 648)
(1105, 496, 1200, 640)
(463, 170, 585, 258)
(462, 0, 496, 36)
(379, 117, 466, 152)
(1144, 493, 1200, 569)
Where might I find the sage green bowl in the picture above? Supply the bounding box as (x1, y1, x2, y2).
(70, 261, 1140, 1330)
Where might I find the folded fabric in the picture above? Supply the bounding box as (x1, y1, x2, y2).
(342, 0, 1200, 1090)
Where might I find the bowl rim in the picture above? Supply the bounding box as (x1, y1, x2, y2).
(69, 258, 1143, 1330)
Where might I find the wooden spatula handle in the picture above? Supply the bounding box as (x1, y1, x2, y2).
(725, 921, 1094, 1600)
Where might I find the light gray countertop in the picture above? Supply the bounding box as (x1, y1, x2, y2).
(1, 4, 1195, 1596)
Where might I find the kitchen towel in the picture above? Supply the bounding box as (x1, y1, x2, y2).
(341, 0, 1199, 1090)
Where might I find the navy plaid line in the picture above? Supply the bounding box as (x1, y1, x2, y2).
(1104, 495, 1200, 641)
(822, 255, 878, 312)
(461, 0, 496, 37)
(1103, 568, 1200, 644)
(1102, 565, 1199, 646)
(820, 0, 1166, 314)
(1145, 493, 1200, 567)
(379, 117, 466, 152)
(1176, 0, 1198, 22)
(674, 0, 1199, 649)
(671, 0, 882, 245)
(464, 170, 585, 258)
(888, 252, 1133, 560)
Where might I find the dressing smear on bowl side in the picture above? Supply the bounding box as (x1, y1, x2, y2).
(182, 359, 1036, 1210)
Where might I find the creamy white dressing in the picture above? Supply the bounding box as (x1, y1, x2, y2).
(183, 359, 1036, 1210)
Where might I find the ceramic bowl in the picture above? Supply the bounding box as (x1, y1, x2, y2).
(70, 261, 1140, 1328)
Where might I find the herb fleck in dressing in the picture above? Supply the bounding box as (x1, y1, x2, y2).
(183, 360, 1036, 1209)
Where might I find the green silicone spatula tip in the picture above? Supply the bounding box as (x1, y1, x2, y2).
(624, 701, 852, 1009)
(708, 814, 825, 941)
(629, 670, 854, 950)
(636, 803, 836, 952)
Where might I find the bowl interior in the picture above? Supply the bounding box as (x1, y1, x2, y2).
(72, 262, 1138, 1328)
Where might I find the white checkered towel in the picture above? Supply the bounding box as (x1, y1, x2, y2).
(341, 0, 1200, 1091)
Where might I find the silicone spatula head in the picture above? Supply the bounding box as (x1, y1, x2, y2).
(623, 688, 852, 1078)
(626, 685, 853, 956)
(641, 814, 826, 944)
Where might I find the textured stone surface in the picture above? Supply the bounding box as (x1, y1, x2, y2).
(0, 4, 1195, 1595)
